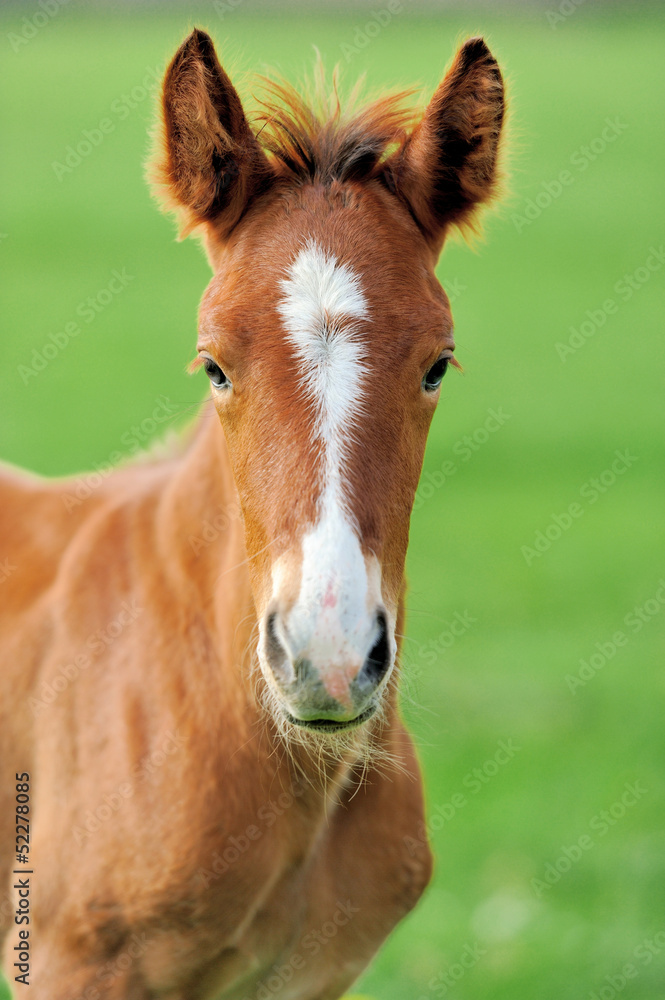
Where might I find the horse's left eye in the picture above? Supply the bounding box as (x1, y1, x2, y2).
(422, 355, 449, 392)
(203, 357, 230, 389)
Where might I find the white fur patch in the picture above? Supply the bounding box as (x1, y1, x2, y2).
(277, 239, 368, 461)
(276, 241, 382, 678)
(277, 240, 369, 513)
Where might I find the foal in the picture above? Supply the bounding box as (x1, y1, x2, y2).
(0, 29, 504, 999)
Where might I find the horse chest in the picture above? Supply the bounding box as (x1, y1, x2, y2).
(140, 821, 353, 999)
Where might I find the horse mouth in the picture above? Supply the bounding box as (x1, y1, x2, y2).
(285, 703, 377, 734)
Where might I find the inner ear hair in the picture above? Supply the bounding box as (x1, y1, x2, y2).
(149, 28, 273, 239)
(394, 36, 505, 249)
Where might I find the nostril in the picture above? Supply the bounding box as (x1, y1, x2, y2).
(264, 611, 291, 682)
(361, 611, 391, 687)
(266, 611, 280, 656)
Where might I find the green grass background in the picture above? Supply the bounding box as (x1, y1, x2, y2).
(1, 1, 664, 997)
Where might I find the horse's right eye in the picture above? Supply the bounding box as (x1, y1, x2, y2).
(422, 355, 449, 392)
(203, 357, 230, 389)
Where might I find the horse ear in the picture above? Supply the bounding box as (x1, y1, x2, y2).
(151, 29, 273, 239)
(396, 37, 505, 250)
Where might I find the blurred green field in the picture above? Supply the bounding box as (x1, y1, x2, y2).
(1, 2, 664, 998)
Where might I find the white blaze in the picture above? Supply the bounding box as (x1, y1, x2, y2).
(275, 240, 382, 676)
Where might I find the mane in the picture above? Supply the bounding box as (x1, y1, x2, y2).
(249, 70, 419, 186)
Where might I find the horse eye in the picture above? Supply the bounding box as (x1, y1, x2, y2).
(203, 357, 230, 389)
(422, 355, 449, 392)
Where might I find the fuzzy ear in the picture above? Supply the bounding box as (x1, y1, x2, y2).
(396, 37, 505, 250)
(151, 28, 273, 238)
